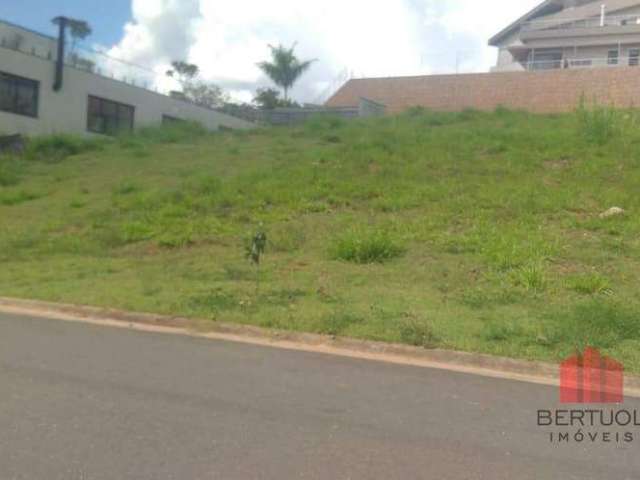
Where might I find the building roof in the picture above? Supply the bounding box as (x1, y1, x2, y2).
(489, 0, 562, 46)
(489, 0, 640, 46)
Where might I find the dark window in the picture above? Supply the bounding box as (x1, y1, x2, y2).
(87, 95, 135, 135)
(630, 49, 640, 67)
(608, 50, 619, 65)
(162, 114, 184, 125)
(0, 71, 39, 117)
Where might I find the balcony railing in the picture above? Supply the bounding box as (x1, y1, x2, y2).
(0, 32, 164, 93)
(522, 14, 640, 32)
(524, 55, 640, 71)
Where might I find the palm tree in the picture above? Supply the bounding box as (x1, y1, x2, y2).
(257, 44, 315, 102)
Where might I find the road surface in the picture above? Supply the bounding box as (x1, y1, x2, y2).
(1, 312, 639, 479)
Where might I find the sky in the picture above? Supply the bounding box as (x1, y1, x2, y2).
(2, 0, 542, 103)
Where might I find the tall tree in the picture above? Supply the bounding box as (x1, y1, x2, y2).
(166, 61, 227, 109)
(257, 44, 315, 102)
(68, 19, 92, 54)
(52, 17, 92, 54)
(166, 61, 200, 87)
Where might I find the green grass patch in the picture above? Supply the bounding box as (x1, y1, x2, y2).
(4, 113, 640, 370)
(330, 228, 404, 264)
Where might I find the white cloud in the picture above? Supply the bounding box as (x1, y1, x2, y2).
(109, 0, 542, 103)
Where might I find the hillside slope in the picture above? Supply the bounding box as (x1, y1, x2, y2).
(2, 109, 640, 369)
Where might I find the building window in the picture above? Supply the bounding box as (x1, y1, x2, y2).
(608, 50, 619, 65)
(162, 114, 184, 125)
(87, 95, 135, 135)
(0, 71, 39, 118)
(629, 49, 640, 67)
(530, 51, 563, 71)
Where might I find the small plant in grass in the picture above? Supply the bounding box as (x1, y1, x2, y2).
(245, 227, 267, 293)
(567, 273, 613, 296)
(510, 263, 547, 292)
(330, 228, 404, 264)
(399, 317, 439, 348)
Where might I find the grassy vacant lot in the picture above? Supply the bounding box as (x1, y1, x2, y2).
(2, 106, 640, 370)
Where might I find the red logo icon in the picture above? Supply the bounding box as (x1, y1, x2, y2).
(560, 347, 624, 404)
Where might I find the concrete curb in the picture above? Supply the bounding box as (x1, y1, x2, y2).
(2, 296, 640, 397)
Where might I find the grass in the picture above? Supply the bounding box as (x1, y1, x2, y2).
(3, 110, 640, 370)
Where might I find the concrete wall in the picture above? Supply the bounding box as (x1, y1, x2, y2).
(326, 67, 640, 114)
(0, 45, 253, 136)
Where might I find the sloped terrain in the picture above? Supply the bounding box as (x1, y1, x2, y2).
(2, 108, 640, 369)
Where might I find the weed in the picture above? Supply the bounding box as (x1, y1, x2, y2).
(0, 158, 23, 186)
(330, 228, 404, 264)
(510, 263, 547, 292)
(567, 273, 613, 296)
(119, 122, 207, 146)
(268, 223, 306, 253)
(317, 312, 364, 336)
(399, 317, 439, 348)
(113, 181, 141, 196)
(69, 198, 87, 209)
(25, 134, 102, 162)
(482, 321, 525, 342)
(0, 189, 42, 206)
(576, 97, 619, 145)
(545, 300, 640, 349)
(187, 289, 238, 315)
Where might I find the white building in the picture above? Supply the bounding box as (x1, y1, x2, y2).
(0, 18, 253, 137)
(490, 0, 640, 72)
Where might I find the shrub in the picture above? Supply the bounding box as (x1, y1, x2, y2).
(304, 115, 345, 134)
(330, 228, 404, 264)
(25, 134, 102, 162)
(576, 97, 619, 145)
(120, 121, 207, 146)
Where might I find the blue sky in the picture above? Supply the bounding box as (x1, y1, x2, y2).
(2, 0, 131, 45)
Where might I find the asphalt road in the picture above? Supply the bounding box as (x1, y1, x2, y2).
(1, 312, 639, 480)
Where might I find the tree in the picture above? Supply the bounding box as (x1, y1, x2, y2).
(183, 81, 228, 109)
(257, 44, 315, 102)
(166, 61, 227, 109)
(166, 61, 199, 87)
(52, 17, 92, 54)
(253, 87, 299, 110)
(68, 19, 92, 54)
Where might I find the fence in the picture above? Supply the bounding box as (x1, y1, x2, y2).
(258, 98, 386, 125)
